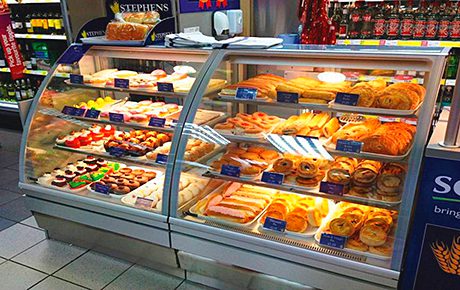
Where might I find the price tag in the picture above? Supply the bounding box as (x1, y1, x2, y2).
(109, 112, 124, 123)
(114, 78, 129, 89)
(157, 82, 174, 92)
(350, 39, 361, 45)
(149, 117, 166, 128)
(336, 139, 363, 153)
(155, 153, 169, 164)
(84, 109, 101, 119)
(263, 217, 286, 232)
(73, 108, 86, 117)
(319, 181, 344, 196)
(235, 87, 258, 100)
(94, 183, 110, 195)
(261, 172, 284, 185)
(335, 92, 360, 106)
(69, 74, 84, 84)
(220, 164, 241, 178)
(320, 233, 347, 249)
(421, 40, 428, 47)
(427, 41, 441, 47)
(62, 106, 76, 115)
(277, 91, 299, 104)
(108, 147, 126, 157)
(386, 40, 398, 46)
(135, 197, 155, 208)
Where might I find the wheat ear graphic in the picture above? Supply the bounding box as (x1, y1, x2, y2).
(447, 236, 460, 275)
(431, 241, 455, 274)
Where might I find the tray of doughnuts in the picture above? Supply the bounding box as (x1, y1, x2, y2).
(104, 130, 173, 158)
(213, 112, 283, 140)
(88, 166, 163, 198)
(257, 193, 333, 238)
(314, 202, 398, 259)
(329, 80, 425, 116)
(209, 143, 281, 179)
(189, 182, 277, 227)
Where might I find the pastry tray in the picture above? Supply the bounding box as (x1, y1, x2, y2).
(329, 100, 422, 117)
(88, 167, 164, 199)
(313, 203, 393, 260)
(257, 219, 318, 238)
(188, 182, 269, 228)
(99, 101, 182, 120)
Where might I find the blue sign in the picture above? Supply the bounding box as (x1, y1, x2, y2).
(400, 156, 460, 290)
(277, 91, 299, 104)
(155, 153, 168, 164)
(70, 74, 84, 84)
(221, 164, 240, 178)
(335, 92, 360, 106)
(57, 44, 91, 64)
(235, 88, 257, 100)
(336, 139, 362, 153)
(263, 217, 286, 232)
(114, 78, 130, 89)
(319, 181, 344, 196)
(74, 108, 86, 117)
(108, 147, 126, 157)
(84, 109, 101, 119)
(109, 112, 125, 123)
(261, 172, 284, 185)
(149, 117, 166, 128)
(157, 82, 174, 92)
(135, 197, 154, 208)
(320, 233, 347, 249)
(94, 182, 110, 195)
(179, 0, 240, 13)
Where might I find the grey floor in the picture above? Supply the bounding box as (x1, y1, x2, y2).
(0, 129, 211, 290)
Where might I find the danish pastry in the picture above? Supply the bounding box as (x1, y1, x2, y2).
(359, 224, 388, 246)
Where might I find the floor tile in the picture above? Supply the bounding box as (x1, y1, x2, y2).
(0, 223, 46, 259)
(13, 239, 87, 274)
(177, 281, 216, 290)
(0, 216, 16, 231)
(0, 188, 21, 206)
(0, 196, 32, 222)
(21, 216, 42, 229)
(0, 261, 47, 290)
(54, 251, 132, 289)
(31, 276, 88, 290)
(1, 177, 22, 194)
(0, 150, 19, 168)
(104, 264, 183, 290)
(0, 257, 5, 265)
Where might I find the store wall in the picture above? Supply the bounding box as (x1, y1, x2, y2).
(253, 0, 299, 37)
(67, 0, 106, 40)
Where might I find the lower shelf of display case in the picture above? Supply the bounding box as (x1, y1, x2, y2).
(202, 171, 399, 210)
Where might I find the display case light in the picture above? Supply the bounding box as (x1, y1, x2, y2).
(317, 71, 346, 83)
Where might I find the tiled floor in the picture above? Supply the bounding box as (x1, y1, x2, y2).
(0, 129, 211, 290)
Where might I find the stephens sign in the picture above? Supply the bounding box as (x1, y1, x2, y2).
(0, 5, 24, 80)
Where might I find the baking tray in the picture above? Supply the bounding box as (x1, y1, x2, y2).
(329, 100, 422, 117)
(313, 203, 394, 260)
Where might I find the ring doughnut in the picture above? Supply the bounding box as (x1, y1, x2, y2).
(119, 168, 133, 174)
(144, 171, 157, 180)
(123, 174, 136, 180)
(273, 158, 294, 173)
(134, 176, 149, 184)
(132, 169, 145, 176)
(126, 180, 141, 189)
(112, 185, 131, 195)
(109, 172, 123, 178)
(297, 160, 319, 178)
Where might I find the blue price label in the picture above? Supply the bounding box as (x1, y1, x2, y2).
(94, 183, 110, 195)
(320, 233, 347, 249)
(62, 106, 76, 115)
(261, 171, 284, 185)
(69, 74, 84, 84)
(73, 108, 86, 117)
(84, 109, 100, 119)
(108, 147, 126, 157)
(319, 181, 344, 196)
(148, 117, 166, 128)
(235, 87, 258, 100)
(109, 112, 125, 123)
(336, 139, 363, 153)
(335, 92, 360, 106)
(155, 153, 168, 164)
(277, 91, 299, 104)
(263, 217, 287, 232)
(220, 164, 241, 177)
(114, 78, 130, 89)
(157, 82, 174, 92)
(135, 197, 154, 208)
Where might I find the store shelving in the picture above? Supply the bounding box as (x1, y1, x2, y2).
(0, 67, 69, 78)
(0, 100, 18, 112)
(14, 33, 67, 40)
(336, 38, 460, 48)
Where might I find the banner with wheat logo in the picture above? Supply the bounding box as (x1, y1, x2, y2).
(431, 236, 460, 275)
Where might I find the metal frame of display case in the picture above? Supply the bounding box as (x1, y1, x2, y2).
(166, 46, 449, 289)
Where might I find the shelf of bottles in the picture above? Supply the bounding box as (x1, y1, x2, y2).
(6, 0, 61, 3)
(0, 74, 42, 108)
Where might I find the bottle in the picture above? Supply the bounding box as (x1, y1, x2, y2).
(30, 11, 38, 34)
(26, 78, 34, 99)
(425, 1, 439, 39)
(348, 3, 362, 39)
(19, 79, 27, 100)
(330, 3, 342, 40)
(372, 3, 386, 39)
(386, 3, 401, 39)
(14, 10, 23, 33)
(445, 55, 459, 79)
(47, 11, 55, 35)
(23, 43, 32, 70)
(413, 1, 427, 39)
(451, 3, 460, 40)
(41, 9, 49, 34)
(400, 2, 415, 39)
(338, 5, 349, 39)
(438, 2, 451, 40)
(25, 9, 33, 34)
(54, 11, 63, 35)
(10, 7, 17, 32)
(6, 82, 15, 101)
(361, 3, 374, 39)
(30, 45, 37, 70)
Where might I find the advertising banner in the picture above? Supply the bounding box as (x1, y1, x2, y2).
(179, 0, 240, 14)
(0, 8, 24, 80)
(400, 157, 460, 290)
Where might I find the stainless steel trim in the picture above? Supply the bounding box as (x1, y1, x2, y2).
(60, 0, 72, 44)
(440, 62, 460, 148)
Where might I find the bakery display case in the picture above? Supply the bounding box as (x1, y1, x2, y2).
(18, 46, 224, 256)
(168, 45, 449, 289)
